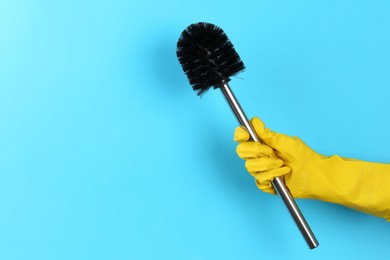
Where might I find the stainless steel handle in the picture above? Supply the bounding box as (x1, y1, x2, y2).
(220, 83, 319, 249)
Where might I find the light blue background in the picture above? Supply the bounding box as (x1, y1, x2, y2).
(1, 0, 389, 259)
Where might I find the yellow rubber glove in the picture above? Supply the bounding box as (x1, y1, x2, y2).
(235, 117, 390, 221)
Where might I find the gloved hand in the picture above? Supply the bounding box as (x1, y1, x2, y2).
(235, 117, 390, 221)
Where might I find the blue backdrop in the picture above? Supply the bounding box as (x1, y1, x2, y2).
(1, 0, 389, 259)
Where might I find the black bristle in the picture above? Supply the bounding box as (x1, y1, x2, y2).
(176, 22, 245, 96)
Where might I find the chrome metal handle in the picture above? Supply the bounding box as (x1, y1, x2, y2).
(220, 83, 319, 249)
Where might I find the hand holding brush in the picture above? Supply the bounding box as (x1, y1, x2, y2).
(235, 117, 390, 221)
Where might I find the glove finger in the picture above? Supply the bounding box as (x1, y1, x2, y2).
(234, 126, 250, 142)
(255, 180, 277, 195)
(236, 142, 273, 159)
(252, 166, 290, 183)
(253, 166, 291, 195)
(245, 157, 284, 173)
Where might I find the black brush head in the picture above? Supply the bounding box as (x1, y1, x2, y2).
(176, 22, 245, 96)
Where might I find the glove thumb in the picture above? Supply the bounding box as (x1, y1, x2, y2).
(250, 117, 282, 150)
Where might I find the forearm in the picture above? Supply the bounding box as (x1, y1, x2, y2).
(309, 155, 390, 220)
